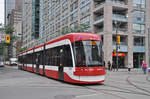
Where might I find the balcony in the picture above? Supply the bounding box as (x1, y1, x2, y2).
(107, 0, 127, 5)
(94, 0, 105, 8)
(133, 30, 145, 34)
(93, 15, 104, 25)
(95, 28, 104, 33)
(112, 14, 127, 22)
(113, 27, 127, 32)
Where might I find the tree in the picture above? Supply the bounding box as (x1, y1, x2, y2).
(61, 24, 90, 35)
(0, 24, 5, 57)
(18, 47, 27, 52)
(4, 26, 15, 59)
(4, 26, 15, 34)
(4, 26, 16, 44)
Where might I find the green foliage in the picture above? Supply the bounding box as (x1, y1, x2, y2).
(4, 25, 18, 44)
(4, 26, 14, 34)
(61, 24, 90, 35)
(0, 44, 4, 56)
(18, 47, 27, 52)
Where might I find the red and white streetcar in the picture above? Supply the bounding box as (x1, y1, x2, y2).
(18, 33, 106, 84)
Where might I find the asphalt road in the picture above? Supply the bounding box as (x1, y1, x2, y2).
(0, 66, 150, 99)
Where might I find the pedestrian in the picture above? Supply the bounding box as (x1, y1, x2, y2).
(103, 61, 105, 68)
(112, 61, 116, 71)
(142, 60, 147, 74)
(128, 63, 132, 73)
(108, 61, 111, 71)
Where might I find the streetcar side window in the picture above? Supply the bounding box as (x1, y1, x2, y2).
(34, 51, 43, 65)
(18, 56, 23, 63)
(45, 45, 73, 67)
(39, 51, 43, 65)
(61, 45, 73, 67)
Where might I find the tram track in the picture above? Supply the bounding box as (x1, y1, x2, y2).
(146, 76, 150, 82)
(126, 75, 150, 95)
(103, 84, 150, 96)
(81, 86, 127, 99)
(79, 74, 150, 98)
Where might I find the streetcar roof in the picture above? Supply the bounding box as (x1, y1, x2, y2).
(19, 33, 101, 54)
(46, 33, 101, 45)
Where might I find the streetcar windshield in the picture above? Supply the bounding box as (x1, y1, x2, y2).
(72, 40, 103, 67)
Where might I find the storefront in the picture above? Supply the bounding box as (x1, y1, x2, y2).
(112, 53, 126, 68)
(133, 53, 144, 68)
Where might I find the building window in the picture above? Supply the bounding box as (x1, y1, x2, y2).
(70, 0, 78, 12)
(80, 15, 90, 24)
(133, 24, 145, 34)
(70, 11, 78, 22)
(132, 11, 145, 23)
(80, 4, 90, 16)
(133, 0, 145, 8)
(134, 37, 145, 46)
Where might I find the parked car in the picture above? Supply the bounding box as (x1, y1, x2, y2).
(0, 61, 4, 67)
(10, 58, 18, 66)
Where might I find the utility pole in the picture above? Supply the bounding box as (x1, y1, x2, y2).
(115, 21, 120, 71)
(148, 28, 150, 67)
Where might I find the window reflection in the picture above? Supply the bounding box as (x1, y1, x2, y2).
(72, 40, 103, 67)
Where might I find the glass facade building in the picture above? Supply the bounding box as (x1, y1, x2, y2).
(32, 0, 40, 39)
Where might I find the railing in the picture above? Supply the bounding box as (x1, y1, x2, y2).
(113, 27, 127, 32)
(95, 2, 105, 8)
(106, 0, 127, 5)
(95, 15, 104, 21)
(133, 30, 145, 34)
(94, 0, 127, 8)
(93, 15, 104, 25)
(113, 14, 127, 19)
(112, 14, 127, 22)
(95, 28, 104, 33)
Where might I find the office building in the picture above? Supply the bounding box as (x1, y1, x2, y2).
(4, 0, 15, 25)
(22, 0, 40, 48)
(23, 0, 150, 68)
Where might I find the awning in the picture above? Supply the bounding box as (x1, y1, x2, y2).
(112, 53, 125, 56)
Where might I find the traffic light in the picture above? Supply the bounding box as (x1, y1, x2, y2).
(5, 35, 10, 44)
(113, 49, 117, 54)
(116, 35, 120, 44)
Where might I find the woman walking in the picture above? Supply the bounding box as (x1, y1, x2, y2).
(128, 63, 132, 73)
(142, 60, 147, 74)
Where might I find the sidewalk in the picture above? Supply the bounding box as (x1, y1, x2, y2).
(105, 68, 150, 74)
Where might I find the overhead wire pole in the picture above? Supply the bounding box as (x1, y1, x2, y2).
(115, 21, 119, 71)
(148, 28, 150, 66)
(114, 21, 120, 71)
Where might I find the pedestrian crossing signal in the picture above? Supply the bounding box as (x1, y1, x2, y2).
(5, 35, 10, 44)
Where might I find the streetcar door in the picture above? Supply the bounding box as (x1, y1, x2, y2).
(36, 53, 40, 74)
(59, 48, 64, 80)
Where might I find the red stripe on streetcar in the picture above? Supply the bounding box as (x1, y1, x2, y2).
(64, 72, 104, 84)
(45, 69, 59, 79)
(74, 67, 106, 76)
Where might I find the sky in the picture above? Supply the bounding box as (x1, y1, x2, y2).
(0, 0, 4, 24)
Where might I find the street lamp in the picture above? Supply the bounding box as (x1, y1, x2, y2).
(148, 28, 150, 67)
(114, 21, 121, 71)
